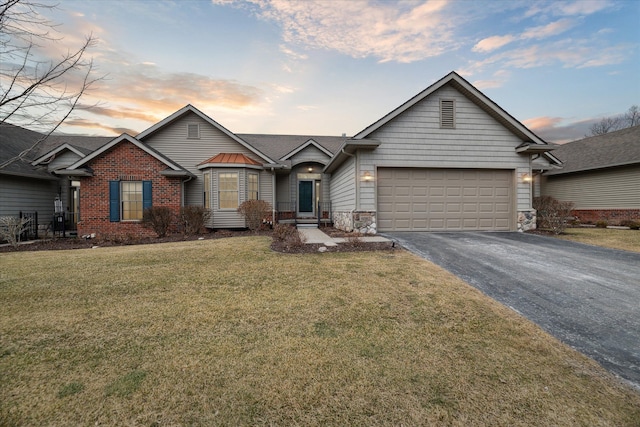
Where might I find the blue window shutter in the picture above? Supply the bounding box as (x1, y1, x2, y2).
(109, 181, 120, 222)
(143, 181, 152, 210)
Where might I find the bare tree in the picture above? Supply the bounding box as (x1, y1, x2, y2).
(588, 105, 640, 136)
(0, 0, 100, 169)
(588, 116, 622, 136)
(623, 105, 639, 128)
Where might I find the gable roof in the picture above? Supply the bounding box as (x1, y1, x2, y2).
(136, 104, 277, 165)
(0, 123, 112, 179)
(64, 134, 194, 177)
(545, 125, 640, 176)
(237, 134, 346, 162)
(354, 71, 559, 165)
(31, 143, 86, 165)
(279, 138, 334, 161)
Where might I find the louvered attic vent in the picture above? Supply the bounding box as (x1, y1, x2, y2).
(187, 123, 200, 139)
(440, 99, 455, 129)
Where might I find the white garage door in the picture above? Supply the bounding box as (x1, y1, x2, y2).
(377, 168, 513, 231)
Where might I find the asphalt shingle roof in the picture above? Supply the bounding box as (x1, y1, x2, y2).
(237, 134, 347, 161)
(0, 123, 113, 179)
(545, 125, 640, 175)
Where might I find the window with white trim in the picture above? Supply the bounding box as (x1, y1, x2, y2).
(122, 181, 143, 220)
(248, 173, 259, 200)
(440, 99, 455, 129)
(109, 180, 152, 222)
(218, 172, 238, 209)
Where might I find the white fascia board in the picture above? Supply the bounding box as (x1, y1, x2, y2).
(353, 72, 455, 139)
(67, 134, 184, 172)
(31, 143, 85, 165)
(280, 139, 333, 161)
(136, 104, 276, 164)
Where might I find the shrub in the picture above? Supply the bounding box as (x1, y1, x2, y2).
(142, 206, 174, 237)
(344, 232, 365, 249)
(620, 220, 640, 230)
(533, 196, 575, 235)
(273, 223, 297, 242)
(272, 223, 306, 249)
(0, 216, 31, 248)
(237, 200, 271, 232)
(596, 220, 608, 229)
(180, 206, 211, 236)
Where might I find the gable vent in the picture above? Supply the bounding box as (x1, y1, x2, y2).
(187, 123, 200, 139)
(440, 99, 455, 129)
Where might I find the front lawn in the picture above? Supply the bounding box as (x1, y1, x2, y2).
(1, 237, 638, 425)
(556, 227, 640, 253)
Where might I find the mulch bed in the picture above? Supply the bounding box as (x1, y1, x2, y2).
(0, 227, 394, 254)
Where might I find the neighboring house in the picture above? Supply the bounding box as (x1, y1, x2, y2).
(0, 123, 111, 235)
(540, 125, 640, 225)
(2, 71, 561, 238)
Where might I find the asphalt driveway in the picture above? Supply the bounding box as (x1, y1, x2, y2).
(384, 231, 640, 389)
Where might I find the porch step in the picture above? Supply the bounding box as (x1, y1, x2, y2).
(296, 223, 318, 229)
(296, 218, 318, 225)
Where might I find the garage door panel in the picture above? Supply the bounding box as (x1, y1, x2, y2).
(377, 168, 513, 232)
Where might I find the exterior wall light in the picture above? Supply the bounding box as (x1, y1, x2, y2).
(521, 173, 533, 183)
(362, 171, 374, 182)
(307, 166, 313, 173)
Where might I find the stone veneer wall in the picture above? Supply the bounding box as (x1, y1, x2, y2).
(335, 209, 537, 233)
(518, 209, 537, 232)
(332, 210, 377, 235)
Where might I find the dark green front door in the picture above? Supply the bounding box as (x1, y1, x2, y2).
(298, 181, 313, 213)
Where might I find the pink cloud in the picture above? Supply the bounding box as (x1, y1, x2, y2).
(472, 35, 516, 53)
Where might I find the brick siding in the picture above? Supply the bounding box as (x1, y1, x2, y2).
(572, 209, 640, 225)
(77, 141, 183, 239)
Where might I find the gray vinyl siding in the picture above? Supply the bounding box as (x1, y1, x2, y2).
(276, 174, 290, 204)
(258, 170, 274, 209)
(329, 156, 356, 211)
(48, 151, 82, 172)
(288, 145, 331, 166)
(359, 84, 530, 212)
(211, 169, 244, 228)
(142, 112, 268, 207)
(200, 168, 273, 228)
(541, 165, 640, 209)
(0, 175, 58, 227)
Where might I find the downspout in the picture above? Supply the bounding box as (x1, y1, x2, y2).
(271, 167, 276, 225)
(181, 175, 193, 207)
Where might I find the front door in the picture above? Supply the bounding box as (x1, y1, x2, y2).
(298, 180, 314, 215)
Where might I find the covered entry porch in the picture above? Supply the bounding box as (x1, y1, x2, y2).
(274, 161, 332, 226)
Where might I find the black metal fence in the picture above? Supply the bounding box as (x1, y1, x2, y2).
(18, 211, 38, 240)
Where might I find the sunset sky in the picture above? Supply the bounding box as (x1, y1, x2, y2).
(30, 0, 640, 143)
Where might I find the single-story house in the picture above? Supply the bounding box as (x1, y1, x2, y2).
(540, 125, 640, 225)
(2, 71, 562, 237)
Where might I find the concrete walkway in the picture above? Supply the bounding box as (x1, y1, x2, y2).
(297, 227, 390, 246)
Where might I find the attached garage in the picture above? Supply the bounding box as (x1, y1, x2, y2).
(377, 168, 513, 231)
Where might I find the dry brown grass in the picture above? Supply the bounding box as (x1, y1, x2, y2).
(557, 227, 640, 253)
(1, 237, 639, 426)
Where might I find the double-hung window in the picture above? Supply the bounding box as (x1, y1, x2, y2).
(218, 172, 238, 209)
(109, 180, 152, 222)
(248, 173, 259, 200)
